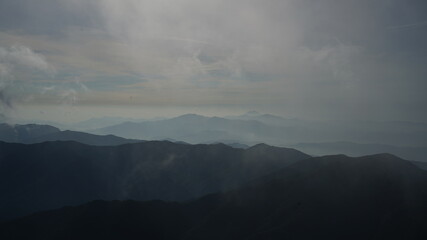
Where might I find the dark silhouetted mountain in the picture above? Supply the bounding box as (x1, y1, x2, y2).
(412, 160, 427, 170)
(0, 123, 60, 142)
(224, 142, 250, 149)
(293, 141, 427, 162)
(203, 140, 251, 149)
(1, 154, 426, 239)
(184, 153, 427, 240)
(0, 140, 309, 221)
(0, 200, 195, 240)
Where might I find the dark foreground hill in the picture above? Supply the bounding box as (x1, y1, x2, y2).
(1, 153, 426, 240)
(0, 141, 309, 221)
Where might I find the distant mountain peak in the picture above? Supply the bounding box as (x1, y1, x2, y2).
(173, 113, 206, 120)
(244, 110, 261, 116)
(249, 143, 271, 149)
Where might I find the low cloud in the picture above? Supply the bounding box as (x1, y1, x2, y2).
(0, 45, 54, 121)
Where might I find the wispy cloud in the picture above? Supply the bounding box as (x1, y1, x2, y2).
(0, 46, 54, 121)
(388, 21, 427, 30)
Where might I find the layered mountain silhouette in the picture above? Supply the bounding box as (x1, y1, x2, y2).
(293, 141, 427, 162)
(91, 113, 427, 161)
(1, 153, 426, 239)
(0, 140, 309, 220)
(92, 113, 282, 144)
(25, 130, 142, 146)
(0, 123, 141, 146)
(0, 123, 59, 142)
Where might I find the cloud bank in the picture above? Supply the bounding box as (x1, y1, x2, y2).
(0, 0, 426, 122)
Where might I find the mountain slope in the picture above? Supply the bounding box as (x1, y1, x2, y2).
(0, 141, 309, 221)
(293, 141, 427, 162)
(1, 153, 426, 239)
(412, 160, 427, 170)
(0, 123, 60, 142)
(187, 153, 427, 239)
(25, 130, 142, 146)
(92, 114, 282, 143)
(93, 113, 427, 151)
(0, 123, 142, 146)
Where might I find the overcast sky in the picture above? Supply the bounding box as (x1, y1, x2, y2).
(0, 0, 426, 123)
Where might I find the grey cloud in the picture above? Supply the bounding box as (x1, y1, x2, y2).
(0, 46, 54, 74)
(0, 0, 427, 121)
(0, 0, 103, 36)
(0, 45, 54, 120)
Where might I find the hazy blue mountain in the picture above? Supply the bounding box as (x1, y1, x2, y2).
(93, 113, 427, 150)
(0, 141, 309, 221)
(293, 141, 427, 162)
(25, 130, 143, 146)
(0, 123, 143, 146)
(92, 114, 283, 144)
(0, 123, 60, 142)
(10, 119, 67, 130)
(2, 153, 426, 239)
(71, 116, 151, 131)
(226, 111, 302, 127)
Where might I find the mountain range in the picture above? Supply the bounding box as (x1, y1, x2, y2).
(0, 140, 309, 221)
(92, 113, 280, 144)
(0, 123, 141, 146)
(1, 153, 426, 239)
(293, 141, 427, 162)
(91, 113, 427, 161)
(0, 123, 59, 142)
(2, 120, 427, 162)
(1, 119, 427, 239)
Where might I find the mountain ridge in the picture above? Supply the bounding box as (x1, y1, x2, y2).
(1, 153, 426, 239)
(0, 123, 143, 146)
(0, 140, 309, 221)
